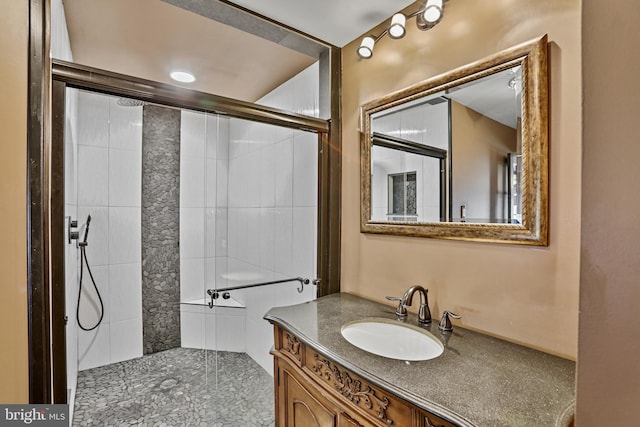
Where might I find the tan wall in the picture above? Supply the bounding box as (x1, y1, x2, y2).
(577, 1, 640, 424)
(341, 0, 581, 359)
(451, 101, 517, 222)
(0, 1, 30, 403)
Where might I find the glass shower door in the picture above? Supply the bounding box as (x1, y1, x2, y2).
(179, 109, 319, 425)
(177, 109, 221, 424)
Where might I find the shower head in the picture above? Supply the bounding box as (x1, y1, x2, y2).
(81, 214, 92, 246)
(116, 97, 145, 107)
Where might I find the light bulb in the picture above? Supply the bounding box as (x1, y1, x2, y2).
(357, 36, 375, 59)
(424, 0, 443, 23)
(388, 13, 406, 39)
(170, 71, 196, 83)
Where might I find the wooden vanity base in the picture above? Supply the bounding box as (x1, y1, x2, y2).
(271, 325, 458, 427)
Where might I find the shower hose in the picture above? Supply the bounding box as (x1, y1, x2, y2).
(76, 243, 104, 331)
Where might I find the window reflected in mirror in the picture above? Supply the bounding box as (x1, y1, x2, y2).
(388, 171, 417, 221)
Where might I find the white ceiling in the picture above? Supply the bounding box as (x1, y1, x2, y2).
(63, 0, 318, 101)
(446, 67, 522, 129)
(229, 0, 416, 47)
(61, 0, 514, 161)
(61, 0, 416, 102)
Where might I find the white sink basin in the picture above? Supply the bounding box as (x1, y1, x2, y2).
(341, 318, 444, 361)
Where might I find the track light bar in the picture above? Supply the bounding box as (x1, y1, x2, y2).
(357, 0, 448, 59)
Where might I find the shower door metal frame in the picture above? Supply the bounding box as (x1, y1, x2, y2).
(28, 0, 54, 404)
(28, 0, 342, 403)
(52, 61, 329, 132)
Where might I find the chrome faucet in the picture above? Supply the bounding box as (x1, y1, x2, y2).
(386, 285, 431, 324)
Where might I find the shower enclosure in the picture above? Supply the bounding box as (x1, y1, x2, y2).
(178, 109, 318, 374)
(56, 60, 328, 424)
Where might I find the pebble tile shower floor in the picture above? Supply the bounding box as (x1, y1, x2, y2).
(73, 348, 274, 426)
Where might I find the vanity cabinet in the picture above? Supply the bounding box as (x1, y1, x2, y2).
(271, 325, 458, 427)
(279, 357, 370, 427)
(267, 294, 576, 427)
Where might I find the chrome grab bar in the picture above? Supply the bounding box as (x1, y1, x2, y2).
(206, 277, 311, 308)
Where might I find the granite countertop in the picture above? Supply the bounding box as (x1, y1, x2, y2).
(264, 293, 575, 427)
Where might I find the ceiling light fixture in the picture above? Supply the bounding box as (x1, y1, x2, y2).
(357, 0, 449, 59)
(417, 0, 444, 30)
(388, 13, 407, 39)
(170, 71, 196, 83)
(357, 36, 376, 59)
(423, 0, 444, 23)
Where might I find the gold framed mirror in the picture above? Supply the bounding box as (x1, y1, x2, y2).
(360, 35, 548, 246)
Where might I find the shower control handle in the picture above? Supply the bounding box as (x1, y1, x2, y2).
(68, 217, 80, 244)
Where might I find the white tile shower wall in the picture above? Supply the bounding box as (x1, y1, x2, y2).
(63, 94, 80, 409)
(227, 63, 320, 374)
(180, 111, 243, 355)
(179, 112, 230, 303)
(76, 91, 143, 371)
(371, 101, 449, 222)
(259, 62, 320, 118)
(179, 304, 246, 352)
(177, 64, 319, 374)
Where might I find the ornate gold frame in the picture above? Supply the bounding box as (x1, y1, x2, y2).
(360, 35, 548, 246)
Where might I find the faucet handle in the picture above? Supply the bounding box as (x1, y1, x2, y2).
(438, 311, 461, 332)
(385, 296, 408, 318)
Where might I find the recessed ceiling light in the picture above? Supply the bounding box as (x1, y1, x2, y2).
(170, 71, 196, 83)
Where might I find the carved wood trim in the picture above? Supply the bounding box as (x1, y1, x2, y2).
(313, 354, 393, 425)
(284, 331, 302, 362)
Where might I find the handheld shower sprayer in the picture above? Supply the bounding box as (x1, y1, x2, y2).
(76, 214, 104, 331)
(79, 214, 91, 247)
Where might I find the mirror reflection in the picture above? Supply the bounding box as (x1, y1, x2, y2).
(360, 35, 548, 245)
(370, 66, 523, 224)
